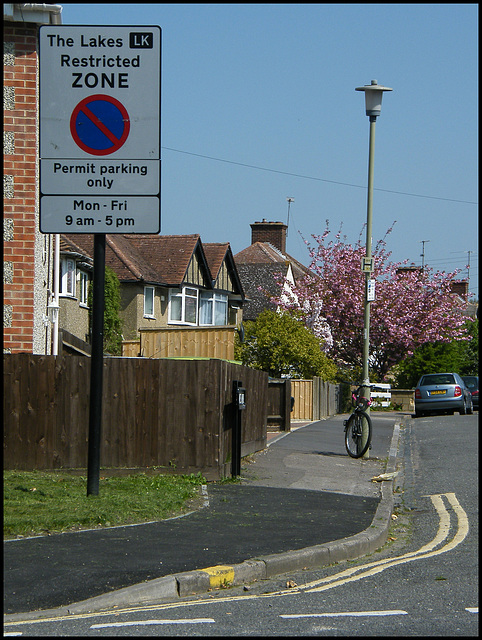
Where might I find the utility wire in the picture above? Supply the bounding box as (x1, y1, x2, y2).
(162, 146, 478, 206)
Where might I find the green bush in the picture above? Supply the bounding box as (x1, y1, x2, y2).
(235, 309, 338, 380)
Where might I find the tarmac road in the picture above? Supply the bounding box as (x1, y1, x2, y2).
(4, 413, 403, 618)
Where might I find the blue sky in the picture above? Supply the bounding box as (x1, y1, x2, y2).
(61, 3, 478, 298)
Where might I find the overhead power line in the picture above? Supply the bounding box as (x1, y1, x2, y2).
(162, 146, 478, 206)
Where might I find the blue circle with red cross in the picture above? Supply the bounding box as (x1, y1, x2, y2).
(70, 94, 130, 156)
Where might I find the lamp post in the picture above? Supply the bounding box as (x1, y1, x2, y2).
(355, 79, 392, 456)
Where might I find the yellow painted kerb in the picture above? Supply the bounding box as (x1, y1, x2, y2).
(200, 565, 235, 588)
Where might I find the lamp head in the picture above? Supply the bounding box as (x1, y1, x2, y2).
(355, 79, 393, 118)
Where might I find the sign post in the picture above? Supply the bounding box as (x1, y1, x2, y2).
(39, 25, 161, 495)
(86, 234, 105, 497)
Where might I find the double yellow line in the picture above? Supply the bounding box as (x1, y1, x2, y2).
(4, 493, 470, 627)
(301, 492, 469, 593)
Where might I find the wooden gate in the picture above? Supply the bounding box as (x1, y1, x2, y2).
(291, 379, 313, 420)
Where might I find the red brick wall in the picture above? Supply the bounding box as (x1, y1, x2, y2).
(3, 23, 39, 352)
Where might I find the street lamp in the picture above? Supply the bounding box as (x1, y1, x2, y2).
(355, 79, 392, 457)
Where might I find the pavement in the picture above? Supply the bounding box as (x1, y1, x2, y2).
(4, 412, 405, 622)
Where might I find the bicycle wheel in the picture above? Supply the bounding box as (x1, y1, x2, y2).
(344, 410, 372, 458)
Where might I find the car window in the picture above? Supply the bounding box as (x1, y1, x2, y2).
(463, 377, 477, 389)
(420, 374, 455, 386)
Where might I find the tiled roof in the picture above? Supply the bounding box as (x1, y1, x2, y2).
(236, 263, 287, 321)
(203, 243, 230, 281)
(234, 242, 285, 264)
(233, 241, 315, 321)
(117, 234, 202, 285)
(204, 242, 245, 297)
(60, 233, 204, 285)
(234, 241, 311, 280)
(59, 234, 94, 261)
(60, 234, 243, 294)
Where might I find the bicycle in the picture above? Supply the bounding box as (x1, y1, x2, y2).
(343, 384, 379, 458)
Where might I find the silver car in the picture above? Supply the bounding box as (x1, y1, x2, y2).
(414, 372, 474, 417)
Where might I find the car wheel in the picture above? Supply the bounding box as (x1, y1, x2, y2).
(467, 397, 474, 415)
(459, 399, 467, 415)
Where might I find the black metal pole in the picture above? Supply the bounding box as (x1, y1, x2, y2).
(87, 234, 106, 496)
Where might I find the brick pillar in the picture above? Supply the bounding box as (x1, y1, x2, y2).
(3, 23, 40, 352)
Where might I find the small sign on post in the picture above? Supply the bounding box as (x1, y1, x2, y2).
(361, 257, 374, 273)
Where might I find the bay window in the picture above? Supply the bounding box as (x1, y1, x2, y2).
(169, 287, 228, 326)
(169, 287, 198, 325)
(200, 291, 228, 326)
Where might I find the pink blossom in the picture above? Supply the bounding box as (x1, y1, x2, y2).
(273, 222, 470, 378)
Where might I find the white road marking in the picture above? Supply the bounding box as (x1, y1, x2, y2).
(90, 618, 215, 629)
(465, 607, 478, 613)
(280, 610, 408, 618)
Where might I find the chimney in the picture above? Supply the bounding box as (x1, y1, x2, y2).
(450, 280, 468, 299)
(250, 220, 287, 253)
(396, 266, 422, 276)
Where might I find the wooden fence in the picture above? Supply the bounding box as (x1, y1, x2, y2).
(290, 378, 342, 420)
(291, 380, 313, 420)
(123, 326, 237, 361)
(3, 354, 267, 480)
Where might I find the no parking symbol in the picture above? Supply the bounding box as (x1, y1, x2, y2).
(70, 94, 130, 156)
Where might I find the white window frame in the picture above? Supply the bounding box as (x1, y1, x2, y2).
(168, 287, 199, 325)
(78, 270, 89, 307)
(60, 258, 76, 297)
(199, 291, 228, 326)
(144, 286, 155, 318)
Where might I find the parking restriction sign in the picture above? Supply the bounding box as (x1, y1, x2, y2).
(70, 94, 131, 156)
(39, 25, 161, 233)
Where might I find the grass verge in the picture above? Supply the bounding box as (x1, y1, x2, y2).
(4, 470, 206, 540)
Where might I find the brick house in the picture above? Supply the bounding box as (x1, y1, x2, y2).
(3, 3, 62, 354)
(234, 220, 312, 321)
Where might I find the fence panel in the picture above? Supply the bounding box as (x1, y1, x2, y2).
(121, 340, 140, 357)
(139, 326, 236, 360)
(291, 380, 313, 420)
(3, 354, 267, 480)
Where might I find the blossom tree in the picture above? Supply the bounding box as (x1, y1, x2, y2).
(274, 221, 470, 379)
